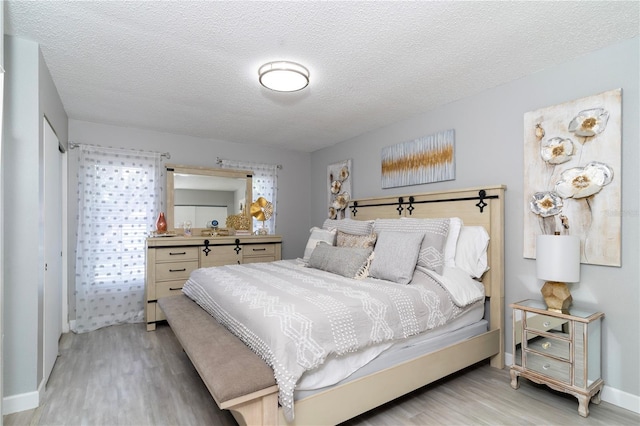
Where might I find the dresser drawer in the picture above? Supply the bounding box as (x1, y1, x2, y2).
(526, 351, 571, 384)
(156, 280, 186, 298)
(526, 333, 570, 361)
(155, 260, 198, 281)
(155, 247, 199, 262)
(244, 244, 276, 257)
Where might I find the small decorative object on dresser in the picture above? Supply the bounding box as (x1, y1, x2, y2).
(250, 197, 274, 235)
(156, 212, 167, 234)
(510, 299, 604, 417)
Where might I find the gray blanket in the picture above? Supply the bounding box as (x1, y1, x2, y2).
(182, 260, 463, 421)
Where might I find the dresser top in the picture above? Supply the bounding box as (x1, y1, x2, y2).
(511, 299, 604, 322)
(147, 234, 282, 248)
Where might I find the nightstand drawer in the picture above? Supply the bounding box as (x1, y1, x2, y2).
(155, 260, 198, 281)
(526, 333, 570, 360)
(526, 352, 571, 384)
(526, 312, 569, 337)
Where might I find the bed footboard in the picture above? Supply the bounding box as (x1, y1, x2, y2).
(158, 295, 278, 426)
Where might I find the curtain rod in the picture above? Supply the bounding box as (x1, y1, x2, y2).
(68, 142, 171, 159)
(216, 156, 282, 170)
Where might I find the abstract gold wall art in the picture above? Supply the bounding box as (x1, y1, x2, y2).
(381, 129, 455, 189)
(524, 89, 621, 266)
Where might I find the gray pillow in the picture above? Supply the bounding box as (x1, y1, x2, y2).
(308, 242, 373, 279)
(303, 227, 337, 260)
(322, 218, 374, 236)
(369, 231, 424, 284)
(373, 218, 449, 274)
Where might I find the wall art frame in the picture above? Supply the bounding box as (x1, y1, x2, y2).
(381, 129, 455, 189)
(327, 159, 352, 220)
(523, 88, 622, 267)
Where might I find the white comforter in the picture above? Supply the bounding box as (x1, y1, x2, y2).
(182, 259, 479, 421)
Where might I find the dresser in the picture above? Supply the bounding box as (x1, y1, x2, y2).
(145, 235, 282, 331)
(510, 299, 604, 417)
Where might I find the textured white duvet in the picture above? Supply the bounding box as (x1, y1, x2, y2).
(182, 259, 481, 421)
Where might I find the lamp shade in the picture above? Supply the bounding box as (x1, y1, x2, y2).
(536, 234, 581, 283)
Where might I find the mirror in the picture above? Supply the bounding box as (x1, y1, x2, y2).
(166, 164, 253, 234)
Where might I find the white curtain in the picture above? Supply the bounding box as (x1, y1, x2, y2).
(220, 159, 278, 234)
(73, 145, 164, 333)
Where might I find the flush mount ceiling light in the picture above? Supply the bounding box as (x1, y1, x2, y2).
(258, 61, 310, 92)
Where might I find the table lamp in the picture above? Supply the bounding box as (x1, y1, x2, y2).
(536, 233, 581, 313)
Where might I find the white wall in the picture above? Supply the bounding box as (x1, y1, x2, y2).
(2, 35, 68, 412)
(310, 37, 639, 409)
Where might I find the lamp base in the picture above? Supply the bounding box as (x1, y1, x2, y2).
(541, 281, 572, 313)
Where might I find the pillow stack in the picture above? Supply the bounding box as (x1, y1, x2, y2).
(303, 217, 490, 284)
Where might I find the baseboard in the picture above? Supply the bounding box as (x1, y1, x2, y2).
(2, 375, 46, 415)
(2, 390, 39, 415)
(505, 352, 639, 414)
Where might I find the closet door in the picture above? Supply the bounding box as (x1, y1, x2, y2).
(43, 118, 62, 385)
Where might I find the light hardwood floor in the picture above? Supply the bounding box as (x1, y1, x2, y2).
(5, 323, 638, 426)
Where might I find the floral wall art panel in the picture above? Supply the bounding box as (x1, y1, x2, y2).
(524, 89, 621, 266)
(381, 129, 455, 189)
(327, 159, 352, 220)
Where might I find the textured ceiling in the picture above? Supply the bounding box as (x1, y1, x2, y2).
(5, 1, 639, 152)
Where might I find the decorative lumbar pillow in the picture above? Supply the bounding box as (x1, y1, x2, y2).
(308, 242, 373, 279)
(455, 226, 490, 278)
(373, 218, 449, 275)
(369, 231, 424, 284)
(336, 230, 377, 249)
(322, 218, 374, 236)
(303, 227, 337, 260)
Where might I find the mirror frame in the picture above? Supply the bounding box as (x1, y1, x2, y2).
(166, 164, 253, 234)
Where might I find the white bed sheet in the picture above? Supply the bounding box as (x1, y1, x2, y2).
(295, 300, 485, 394)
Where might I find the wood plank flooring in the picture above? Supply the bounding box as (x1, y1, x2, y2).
(4, 322, 638, 426)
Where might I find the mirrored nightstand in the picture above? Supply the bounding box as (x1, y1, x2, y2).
(510, 299, 604, 417)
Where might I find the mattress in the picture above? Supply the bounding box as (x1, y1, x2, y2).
(295, 301, 486, 396)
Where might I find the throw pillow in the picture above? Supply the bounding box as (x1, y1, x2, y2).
(308, 242, 373, 279)
(322, 218, 374, 236)
(369, 231, 424, 284)
(373, 218, 449, 274)
(303, 227, 337, 260)
(336, 230, 377, 248)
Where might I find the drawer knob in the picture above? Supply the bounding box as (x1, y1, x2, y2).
(169, 268, 187, 272)
(543, 363, 551, 370)
(542, 342, 551, 350)
(543, 321, 551, 328)
(169, 252, 186, 256)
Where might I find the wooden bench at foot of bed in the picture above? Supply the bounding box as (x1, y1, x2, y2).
(158, 294, 278, 426)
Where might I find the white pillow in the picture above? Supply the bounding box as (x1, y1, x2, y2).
(454, 226, 490, 278)
(444, 217, 463, 267)
(303, 227, 337, 260)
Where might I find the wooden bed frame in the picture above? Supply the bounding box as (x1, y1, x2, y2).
(163, 185, 506, 426)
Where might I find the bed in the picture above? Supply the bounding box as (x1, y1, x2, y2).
(160, 185, 505, 425)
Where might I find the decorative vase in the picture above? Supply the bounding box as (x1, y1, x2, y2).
(156, 212, 167, 234)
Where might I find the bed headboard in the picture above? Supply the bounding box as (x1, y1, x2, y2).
(348, 185, 506, 366)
